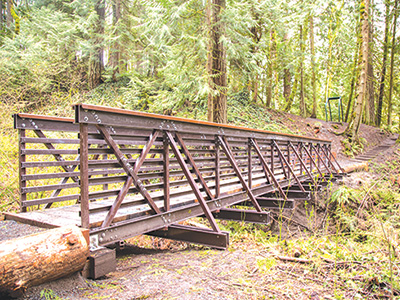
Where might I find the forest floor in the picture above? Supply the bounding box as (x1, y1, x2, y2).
(5, 109, 400, 300)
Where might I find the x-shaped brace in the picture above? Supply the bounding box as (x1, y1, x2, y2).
(98, 126, 161, 228)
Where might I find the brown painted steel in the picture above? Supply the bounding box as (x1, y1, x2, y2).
(218, 136, 262, 212)
(250, 139, 288, 202)
(101, 131, 160, 227)
(272, 141, 306, 192)
(147, 224, 229, 250)
(163, 134, 170, 211)
(288, 142, 315, 183)
(212, 208, 270, 224)
(75, 104, 331, 143)
(80, 123, 90, 228)
(175, 133, 214, 200)
(310, 144, 332, 175)
(166, 131, 220, 232)
(18, 129, 26, 212)
(96, 124, 161, 214)
(14, 105, 343, 249)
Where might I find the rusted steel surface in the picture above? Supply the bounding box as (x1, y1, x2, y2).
(13, 104, 342, 248)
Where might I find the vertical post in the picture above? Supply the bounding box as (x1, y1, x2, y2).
(19, 129, 27, 212)
(80, 123, 90, 229)
(247, 139, 252, 188)
(287, 142, 290, 179)
(102, 145, 108, 200)
(326, 145, 333, 170)
(215, 140, 220, 198)
(317, 144, 321, 171)
(270, 142, 274, 174)
(163, 133, 170, 211)
(299, 143, 303, 175)
(309, 143, 313, 173)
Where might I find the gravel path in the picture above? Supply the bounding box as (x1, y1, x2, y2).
(0, 220, 47, 242)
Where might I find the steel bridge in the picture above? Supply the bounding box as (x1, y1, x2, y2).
(8, 104, 344, 252)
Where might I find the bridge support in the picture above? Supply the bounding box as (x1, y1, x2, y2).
(212, 208, 270, 224)
(147, 224, 229, 250)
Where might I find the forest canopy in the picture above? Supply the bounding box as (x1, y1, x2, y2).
(0, 0, 399, 138)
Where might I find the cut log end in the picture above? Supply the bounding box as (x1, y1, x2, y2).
(0, 225, 89, 298)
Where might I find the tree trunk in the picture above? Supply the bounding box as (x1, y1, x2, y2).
(284, 66, 300, 112)
(6, 0, 12, 28)
(207, 0, 227, 124)
(365, 2, 375, 125)
(283, 33, 292, 107)
(376, 0, 390, 126)
(0, 0, 3, 32)
(345, 49, 359, 122)
(299, 24, 306, 117)
(206, 0, 213, 122)
(310, 16, 317, 118)
(388, 0, 398, 126)
(89, 0, 105, 89)
(266, 29, 276, 108)
(346, 0, 369, 140)
(0, 226, 89, 297)
(111, 0, 121, 81)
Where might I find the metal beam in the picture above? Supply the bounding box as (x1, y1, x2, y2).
(253, 198, 295, 209)
(147, 224, 229, 250)
(261, 190, 310, 200)
(212, 208, 270, 224)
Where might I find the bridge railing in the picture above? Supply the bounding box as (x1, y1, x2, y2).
(14, 104, 343, 248)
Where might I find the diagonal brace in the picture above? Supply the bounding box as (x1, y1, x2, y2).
(166, 131, 220, 232)
(250, 139, 288, 202)
(272, 141, 305, 192)
(288, 142, 315, 185)
(310, 144, 332, 175)
(174, 133, 214, 200)
(101, 129, 161, 228)
(301, 143, 324, 177)
(97, 125, 161, 217)
(218, 136, 262, 212)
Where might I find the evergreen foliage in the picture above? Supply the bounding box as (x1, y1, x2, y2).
(0, 0, 398, 130)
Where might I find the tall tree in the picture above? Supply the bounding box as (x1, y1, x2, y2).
(6, 0, 11, 28)
(376, 0, 390, 126)
(207, 0, 227, 124)
(0, 0, 3, 32)
(299, 23, 306, 117)
(110, 0, 121, 81)
(388, 0, 398, 126)
(89, 0, 105, 89)
(309, 15, 317, 118)
(346, 0, 369, 140)
(345, 43, 360, 122)
(283, 33, 292, 108)
(265, 29, 276, 108)
(365, 1, 375, 125)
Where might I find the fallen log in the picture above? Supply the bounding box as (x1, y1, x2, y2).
(342, 161, 369, 173)
(0, 225, 89, 297)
